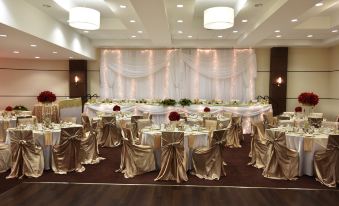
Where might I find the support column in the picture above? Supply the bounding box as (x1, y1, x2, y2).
(69, 60, 87, 106)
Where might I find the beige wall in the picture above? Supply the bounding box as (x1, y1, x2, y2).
(255, 48, 270, 97)
(0, 58, 69, 110)
(88, 50, 100, 96)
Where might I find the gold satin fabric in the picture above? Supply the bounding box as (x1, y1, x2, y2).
(126, 122, 140, 144)
(116, 128, 156, 178)
(80, 122, 105, 164)
(143, 112, 152, 120)
(262, 129, 299, 180)
(0, 120, 10, 142)
(100, 116, 122, 147)
(52, 127, 85, 174)
(217, 119, 230, 130)
(81, 114, 91, 133)
(263, 112, 278, 129)
(131, 115, 143, 124)
(222, 112, 232, 119)
(154, 132, 188, 183)
(308, 117, 323, 128)
(191, 129, 227, 180)
(0, 143, 11, 173)
(314, 134, 339, 187)
(58, 98, 82, 109)
(32, 103, 59, 123)
(6, 130, 44, 179)
(248, 121, 268, 169)
(225, 116, 242, 148)
(137, 119, 152, 138)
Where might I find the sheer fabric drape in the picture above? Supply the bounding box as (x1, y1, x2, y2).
(100, 49, 257, 101)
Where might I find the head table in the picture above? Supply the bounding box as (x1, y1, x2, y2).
(84, 103, 272, 134)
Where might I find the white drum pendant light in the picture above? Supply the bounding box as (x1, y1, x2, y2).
(204, 7, 234, 30)
(69, 7, 100, 30)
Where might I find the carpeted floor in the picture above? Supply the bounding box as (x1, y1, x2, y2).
(0, 135, 336, 194)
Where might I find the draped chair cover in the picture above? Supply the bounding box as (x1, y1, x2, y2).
(116, 128, 156, 178)
(262, 129, 299, 180)
(52, 127, 85, 174)
(142, 112, 152, 120)
(217, 119, 231, 130)
(80, 122, 105, 164)
(308, 117, 323, 128)
(81, 114, 91, 133)
(222, 112, 232, 119)
(192, 129, 227, 180)
(100, 116, 122, 147)
(263, 112, 278, 129)
(17, 117, 35, 126)
(155, 132, 188, 183)
(314, 135, 339, 187)
(248, 121, 268, 169)
(226, 116, 242, 148)
(0, 143, 11, 173)
(137, 119, 152, 138)
(6, 130, 44, 179)
(131, 115, 143, 124)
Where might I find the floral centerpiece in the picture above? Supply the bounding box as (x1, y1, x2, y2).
(294, 106, 302, 113)
(161, 98, 177, 106)
(113, 105, 121, 112)
(13, 105, 28, 111)
(5, 106, 13, 112)
(178, 98, 192, 107)
(37, 91, 56, 103)
(203, 107, 210, 112)
(168, 111, 180, 121)
(298, 92, 319, 106)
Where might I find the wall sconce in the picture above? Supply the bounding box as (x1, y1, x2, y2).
(74, 75, 80, 85)
(274, 76, 284, 87)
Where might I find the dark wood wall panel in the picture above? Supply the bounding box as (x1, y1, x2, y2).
(269, 47, 288, 116)
(69, 60, 87, 106)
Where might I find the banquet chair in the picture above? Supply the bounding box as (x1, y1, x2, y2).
(52, 126, 85, 174)
(248, 121, 268, 169)
(100, 116, 122, 147)
(61, 117, 77, 124)
(308, 117, 323, 128)
(116, 128, 156, 178)
(0, 143, 11, 173)
(262, 129, 299, 180)
(143, 112, 152, 120)
(6, 129, 44, 179)
(217, 119, 230, 130)
(81, 114, 91, 133)
(314, 134, 339, 187)
(225, 116, 242, 148)
(17, 117, 35, 126)
(154, 131, 188, 183)
(222, 112, 233, 119)
(321, 121, 339, 130)
(263, 112, 278, 129)
(131, 115, 143, 124)
(80, 121, 104, 165)
(191, 129, 227, 180)
(203, 116, 217, 126)
(136, 119, 152, 139)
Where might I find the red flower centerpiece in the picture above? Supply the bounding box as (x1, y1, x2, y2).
(298, 92, 319, 106)
(113, 105, 121, 112)
(37, 91, 56, 103)
(168, 111, 180, 121)
(5, 106, 13, 111)
(203, 107, 211, 112)
(294, 106, 302, 113)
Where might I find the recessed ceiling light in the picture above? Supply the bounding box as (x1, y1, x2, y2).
(35, 56, 40, 59)
(291, 18, 298, 22)
(187, 35, 192, 38)
(177, 4, 183, 8)
(131, 35, 136, 38)
(83, 30, 89, 33)
(276, 35, 282, 38)
(274, 30, 280, 33)
(30, 44, 37, 47)
(307, 34, 313, 38)
(177, 30, 183, 34)
(315, 2, 323, 7)
(13, 51, 20, 54)
(241, 19, 248, 23)
(332, 29, 338, 33)
(217, 35, 223, 38)
(177, 20, 183, 23)
(69, 56, 73, 59)
(130, 20, 136, 23)
(137, 30, 143, 34)
(0, 34, 7, 37)
(120, 5, 127, 8)
(52, 51, 58, 54)
(233, 30, 238, 33)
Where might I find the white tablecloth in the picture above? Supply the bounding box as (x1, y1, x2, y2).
(141, 130, 209, 170)
(84, 103, 272, 134)
(0, 118, 16, 142)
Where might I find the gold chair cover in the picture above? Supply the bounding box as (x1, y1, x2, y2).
(222, 112, 233, 118)
(80, 122, 105, 164)
(191, 129, 227, 180)
(131, 115, 143, 124)
(52, 127, 85, 174)
(262, 129, 299, 180)
(217, 119, 230, 129)
(263, 112, 278, 128)
(314, 135, 339, 187)
(17, 116, 35, 126)
(143, 112, 152, 120)
(0, 143, 11, 173)
(225, 116, 242, 148)
(248, 121, 268, 169)
(100, 116, 122, 147)
(154, 132, 188, 183)
(137, 119, 152, 138)
(308, 117, 323, 128)
(6, 130, 44, 179)
(116, 128, 156, 178)
(81, 114, 91, 133)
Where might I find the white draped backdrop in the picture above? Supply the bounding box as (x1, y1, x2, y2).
(100, 49, 257, 101)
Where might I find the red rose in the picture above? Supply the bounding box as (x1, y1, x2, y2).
(113, 105, 121, 111)
(37, 91, 56, 103)
(298, 92, 319, 106)
(5, 106, 13, 111)
(294, 106, 302, 112)
(169, 111, 180, 121)
(203, 107, 210, 112)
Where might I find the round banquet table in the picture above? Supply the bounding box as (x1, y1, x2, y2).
(141, 129, 209, 170)
(0, 117, 16, 142)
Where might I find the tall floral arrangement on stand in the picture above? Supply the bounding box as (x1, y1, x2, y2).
(298, 92, 319, 116)
(37, 91, 56, 103)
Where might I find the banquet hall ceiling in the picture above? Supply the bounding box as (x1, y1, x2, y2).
(0, 0, 338, 59)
